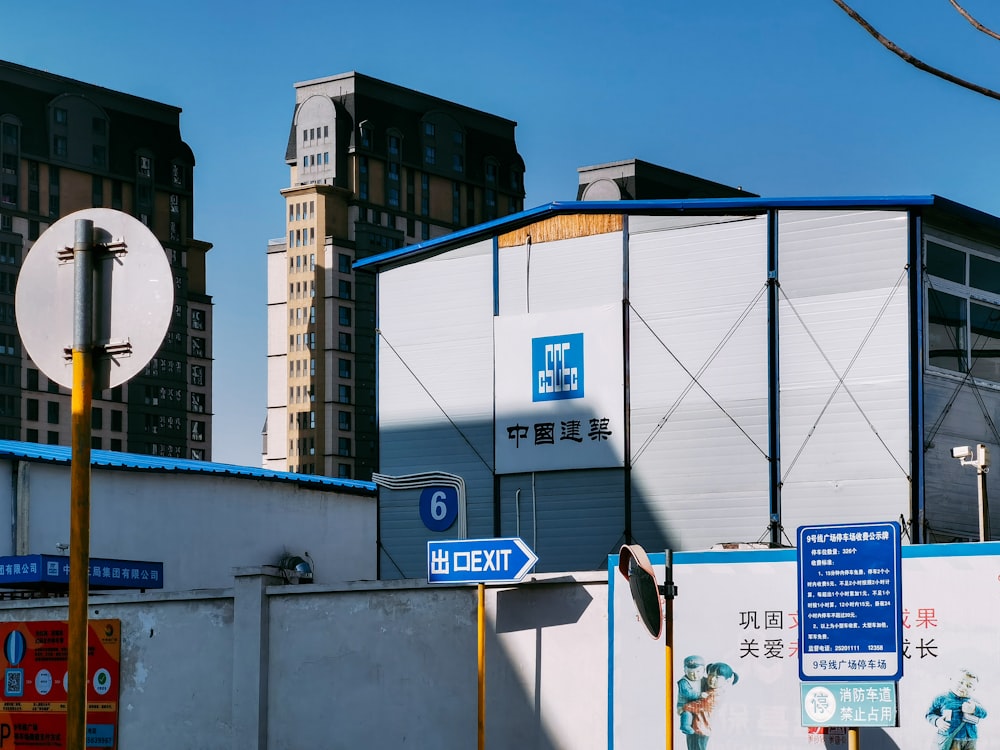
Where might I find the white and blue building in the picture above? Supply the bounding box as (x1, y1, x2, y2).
(356, 195, 1000, 578)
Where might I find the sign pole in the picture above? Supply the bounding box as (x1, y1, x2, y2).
(478, 582, 486, 750)
(68, 218, 95, 750)
(664, 550, 674, 750)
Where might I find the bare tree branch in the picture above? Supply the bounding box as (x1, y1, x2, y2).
(949, 0, 1000, 42)
(830, 0, 1000, 101)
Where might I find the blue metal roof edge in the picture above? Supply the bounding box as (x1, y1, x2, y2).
(354, 194, 1000, 270)
(0, 440, 377, 494)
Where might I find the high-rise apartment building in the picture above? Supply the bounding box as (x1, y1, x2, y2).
(264, 72, 524, 479)
(0, 60, 213, 459)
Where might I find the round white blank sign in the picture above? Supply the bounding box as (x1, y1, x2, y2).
(15, 208, 174, 391)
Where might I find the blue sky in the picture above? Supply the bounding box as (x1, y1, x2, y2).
(5, 0, 1000, 466)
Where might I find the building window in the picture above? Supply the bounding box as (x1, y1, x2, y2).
(138, 155, 152, 177)
(453, 154, 464, 173)
(485, 161, 498, 184)
(424, 146, 436, 165)
(339, 332, 352, 352)
(339, 411, 351, 430)
(191, 337, 205, 357)
(388, 134, 400, 157)
(47, 401, 59, 424)
(26, 399, 38, 421)
(191, 421, 205, 442)
(338, 464, 352, 479)
(191, 393, 205, 413)
(338, 280, 352, 300)
(360, 126, 371, 149)
(47, 431, 58, 446)
(191, 364, 205, 387)
(339, 358, 351, 379)
(111, 410, 123, 431)
(338, 253, 351, 273)
(191, 309, 205, 330)
(339, 306, 352, 326)
(53, 136, 67, 157)
(926, 238, 1000, 383)
(388, 188, 400, 207)
(92, 407, 103, 429)
(338, 437, 352, 457)
(338, 385, 352, 404)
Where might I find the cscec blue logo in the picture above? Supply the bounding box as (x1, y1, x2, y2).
(532, 333, 584, 402)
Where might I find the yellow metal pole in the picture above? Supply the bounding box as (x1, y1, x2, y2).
(848, 727, 860, 750)
(664, 551, 674, 750)
(67, 219, 94, 750)
(665, 600, 673, 749)
(478, 582, 486, 750)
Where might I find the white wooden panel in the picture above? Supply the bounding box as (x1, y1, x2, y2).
(628, 216, 771, 550)
(497, 231, 623, 316)
(778, 210, 911, 526)
(377, 240, 497, 578)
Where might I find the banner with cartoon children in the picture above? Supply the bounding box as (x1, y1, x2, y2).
(610, 542, 999, 749)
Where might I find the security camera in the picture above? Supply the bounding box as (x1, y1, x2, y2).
(952, 446, 973, 460)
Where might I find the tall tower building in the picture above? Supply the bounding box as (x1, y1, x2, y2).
(264, 72, 525, 479)
(0, 60, 213, 459)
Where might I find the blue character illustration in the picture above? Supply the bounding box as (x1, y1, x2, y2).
(926, 667, 988, 750)
(677, 654, 706, 735)
(680, 662, 739, 750)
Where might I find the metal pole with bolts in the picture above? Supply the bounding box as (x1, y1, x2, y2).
(67, 218, 95, 750)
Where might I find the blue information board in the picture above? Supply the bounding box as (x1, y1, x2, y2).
(797, 522, 902, 681)
(427, 538, 537, 584)
(0, 554, 163, 590)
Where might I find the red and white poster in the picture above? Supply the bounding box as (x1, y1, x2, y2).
(0, 619, 121, 749)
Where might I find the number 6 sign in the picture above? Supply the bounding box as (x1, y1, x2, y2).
(420, 487, 458, 532)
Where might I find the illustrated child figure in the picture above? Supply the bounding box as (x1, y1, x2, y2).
(680, 662, 739, 750)
(926, 668, 988, 750)
(677, 655, 706, 735)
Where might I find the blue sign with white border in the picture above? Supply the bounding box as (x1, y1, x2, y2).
(427, 538, 538, 584)
(797, 522, 903, 681)
(801, 681, 898, 727)
(419, 486, 458, 532)
(532, 333, 584, 402)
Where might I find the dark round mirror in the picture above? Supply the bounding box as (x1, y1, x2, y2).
(618, 544, 662, 639)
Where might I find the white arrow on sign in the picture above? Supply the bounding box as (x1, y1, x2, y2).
(427, 537, 538, 584)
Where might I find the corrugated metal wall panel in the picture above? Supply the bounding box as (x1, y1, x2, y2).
(923, 375, 1000, 542)
(497, 231, 623, 316)
(498, 470, 626, 572)
(492, 230, 628, 570)
(377, 239, 497, 579)
(628, 215, 771, 550)
(777, 210, 911, 529)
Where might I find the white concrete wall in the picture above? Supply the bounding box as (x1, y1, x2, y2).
(0, 571, 609, 750)
(0, 459, 376, 590)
